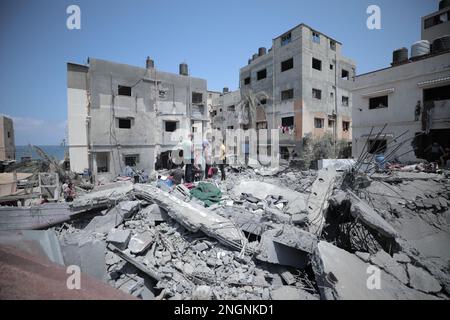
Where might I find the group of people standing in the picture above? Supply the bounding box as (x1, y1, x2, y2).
(182, 133, 226, 183)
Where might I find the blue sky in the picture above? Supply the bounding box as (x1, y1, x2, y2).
(0, 0, 438, 145)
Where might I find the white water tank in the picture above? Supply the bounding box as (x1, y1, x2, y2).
(411, 40, 430, 58)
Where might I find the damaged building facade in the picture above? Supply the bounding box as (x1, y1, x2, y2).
(239, 23, 355, 158)
(67, 58, 208, 178)
(0, 116, 15, 162)
(352, 2, 450, 163)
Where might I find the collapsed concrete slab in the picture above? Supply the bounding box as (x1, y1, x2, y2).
(318, 159, 356, 171)
(134, 184, 248, 252)
(348, 191, 398, 239)
(220, 206, 265, 236)
(128, 230, 155, 254)
(407, 263, 442, 293)
(311, 241, 438, 300)
(306, 167, 338, 235)
(107, 229, 131, 250)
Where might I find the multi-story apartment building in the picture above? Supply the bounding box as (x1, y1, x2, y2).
(67, 57, 208, 178)
(0, 116, 15, 161)
(352, 2, 450, 163)
(239, 23, 356, 158)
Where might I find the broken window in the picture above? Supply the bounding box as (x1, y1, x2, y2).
(314, 118, 324, 128)
(118, 118, 132, 129)
(124, 155, 139, 167)
(330, 64, 334, 70)
(281, 89, 294, 101)
(228, 105, 235, 112)
(312, 58, 322, 71)
(368, 139, 387, 154)
(281, 116, 294, 127)
(118, 85, 132, 96)
(281, 58, 294, 72)
(342, 121, 350, 132)
(257, 69, 267, 80)
(330, 40, 336, 51)
(192, 92, 203, 104)
(165, 121, 178, 132)
(312, 31, 320, 44)
(260, 98, 267, 105)
(244, 77, 251, 85)
(423, 84, 450, 101)
(369, 95, 388, 109)
(312, 88, 322, 100)
(341, 69, 349, 80)
(281, 32, 292, 46)
(342, 96, 349, 106)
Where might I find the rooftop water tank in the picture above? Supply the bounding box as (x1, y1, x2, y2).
(439, 0, 450, 10)
(179, 63, 188, 76)
(146, 56, 154, 69)
(411, 40, 430, 59)
(258, 47, 267, 56)
(392, 47, 408, 65)
(223, 87, 229, 94)
(432, 35, 450, 53)
(252, 53, 258, 60)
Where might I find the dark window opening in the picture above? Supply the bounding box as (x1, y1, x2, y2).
(423, 85, 450, 101)
(192, 92, 203, 104)
(369, 95, 388, 109)
(368, 139, 387, 154)
(280, 147, 290, 160)
(118, 118, 132, 129)
(330, 64, 334, 70)
(257, 69, 267, 80)
(96, 152, 109, 173)
(343, 121, 350, 132)
(281, 58, 294, 72)
(314, 118, 324, 128)
(312, 58, 322, 71)
(281, 32, 292, 46)
(312, 88, 322, 100)
(341, 69, 349, 80)
(159, 90, 166, 99)
(7, 132, 11, 138)
(424, 11, 450, 29)
(165, 121, 178, 132)
(281, 116, 294, 127)
(118, 85, 131, 96)
(244, 77, 251, 85)
(328, 117, 335, 128)
(342, 96, 349, 106)
(228, 105, 235, 112)
(260, 98, 267, 105)
(227, 126, 234, 130)
(312, 31, 320, 43)
(330, 40, 336, 51)
(124, 155, 139, 167)
(281, 89, 294, 101)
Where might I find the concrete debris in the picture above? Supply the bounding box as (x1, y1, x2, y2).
(318, 159, 356, 171)
(1, 163, 449, 300)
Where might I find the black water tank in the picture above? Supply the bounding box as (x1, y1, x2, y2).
(179, 63, 188, 76)
(146, 56, 154, 69)
(252, 53, 258, 60)
(392, 47, 408, 65)
(439, 0, 450, 10)
(223, 87, 229, 94)
(432, 35, 450, 53)
(258, 47, 267, 56)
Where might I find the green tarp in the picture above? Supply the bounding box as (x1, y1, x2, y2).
(190, 182, 222, 207)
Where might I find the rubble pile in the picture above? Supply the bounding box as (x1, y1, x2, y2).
(1, 164, 449, 300)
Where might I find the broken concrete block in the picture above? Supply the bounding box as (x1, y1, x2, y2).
(79, 239, 107, 282)
(393, 252, 411, 264)
(140, 204, 166, 223)
(291, 213, 308, 226)
(370, 250, 408, 285)
(128, 231, 155, 254)
(271, 286, 318, 300)
(348, 191, 398, 239)
(407, 264, 441, 293)
(107, 229, 131, 250)
(280, 271, 296, 285)
(312, 241, 438, 300)
(192, 285, 212, 300)
(192, 242, 208, 252)
(355, 251, 370, 262)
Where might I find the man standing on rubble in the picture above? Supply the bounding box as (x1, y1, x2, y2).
(219, 139, 226, 181)
(182, 133, 194, 183)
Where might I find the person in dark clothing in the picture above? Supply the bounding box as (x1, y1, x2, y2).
(183, 133, 194, 183)
(425, 142, 444, 163)
(170, 168, 184, 185)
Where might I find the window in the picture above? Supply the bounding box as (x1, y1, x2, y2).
(281, 116, 294, 127)
(368, 140, 387, 154)
(257, 69, 267, 80)
(330, 92, 334, 99)
(341, 69, 349, 80)
(118, 118, 132, 129)
(369, 96, 388, 109)
(281, 89, 294, 101)
(159, 90, 166, 99)
(423, 85, 450, 101)
(228, 105, 235, 112)
(118, 85, 131, 96)
(314, 118, 324, 128)
(281, 32, 292, 46)
(330, 40, 336, 51)
(424, 11, 450, 29)
(281, 58, 294, 72)
(312, 31, 320, 43)
(342, 96, 349, 106)
(260, 98, 267, 105)
(7, 132, 11, 138)
(312, 88, 322, 100)
(227, 126, 234, 130)
(96, 152, 109, 173)
(330, 64, 334, 70)
(342, 121, 350, 132)
(244, 77, 251, 85)
(165, 121, 178, 132)
(328, 117, 335, 128)
(192, 92, 203, 104)
(124, 155, 139, 167)
(312, 58, 322, 71)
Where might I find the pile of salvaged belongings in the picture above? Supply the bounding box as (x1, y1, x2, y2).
(0, 165, 449, 300)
